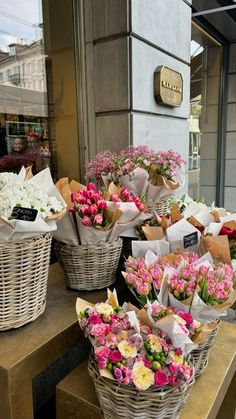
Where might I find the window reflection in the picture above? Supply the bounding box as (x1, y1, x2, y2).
(0, 0, 51, 174)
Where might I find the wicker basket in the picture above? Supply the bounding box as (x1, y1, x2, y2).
(55, 237, 123, 290)
(191, 318, 221, 378)
(88, 354, 195, 419)
(146, 197, 174, 216)
(0, 233, 52, 331)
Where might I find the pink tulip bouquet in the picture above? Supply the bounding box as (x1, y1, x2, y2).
(159, 254, 236, 322)
(70, 183, 145, 244)
(77, 297, 193, 391)
(122, 252, 199, 306)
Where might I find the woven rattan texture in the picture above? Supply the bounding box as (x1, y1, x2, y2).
(0, 233, 52, 331)
(55, 237, 123, 290)
(88, 355, 195, 419)
(191, 318, 221, 378)
(146, 197, 173, 215)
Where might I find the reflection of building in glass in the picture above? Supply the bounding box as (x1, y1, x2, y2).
(0, 39, 46, 92)
(0, 39, 50, 174)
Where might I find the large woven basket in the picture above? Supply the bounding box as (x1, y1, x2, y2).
(88, 354, 195, 419)
(55, 237, 123, 290)
(191, 318, 221, 378)
(0, 233, 52, 331)
(146, 197, 174, 216)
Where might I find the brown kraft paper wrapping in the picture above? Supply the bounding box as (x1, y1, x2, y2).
(200, 235, 231, 264)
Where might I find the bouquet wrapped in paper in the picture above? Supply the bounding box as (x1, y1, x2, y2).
(86, 145, 186, 204)
(68, 182, 145, 245)
(122, 251, 198, 306)
(145, 302, 203, 355)
(76, 290, 193, 391)
(158, 252, 236, 323)
(0, 167, 66, 241)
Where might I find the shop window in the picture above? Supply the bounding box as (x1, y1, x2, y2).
(189, 22, 222, 203)
(0, 0, 52, 175)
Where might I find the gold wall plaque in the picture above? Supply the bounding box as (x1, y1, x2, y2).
(154, 66, 183, 107)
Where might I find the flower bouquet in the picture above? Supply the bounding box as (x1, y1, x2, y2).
(54, 181, 146, 290)
(0, 167, 67, 330)
(0, 167, 66, 241)
(122, 252, 198, 306)
(146, 301, 220, 377)
(76, 291, 194, 419)
(86, 145, 186, 208)
(159, 253, 236, 323)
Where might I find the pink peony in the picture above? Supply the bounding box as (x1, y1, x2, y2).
(95, 346, 110, 360)
(90, 323, 111, 337)
(82, 216, 92, 226)
(155, 371, 169, 387)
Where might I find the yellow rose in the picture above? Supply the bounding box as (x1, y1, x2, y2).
(118, 340, 137, 358)
(116, 331, 129, 342)
(169, 351, 184, 365)
(132, 361, 155, 390)
(148, 334, 162, 353)
(96, 303, 114, 316)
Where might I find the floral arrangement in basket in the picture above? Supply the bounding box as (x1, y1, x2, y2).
(77, 291, 193, 391)
(123, 250, 236, 323)
(55, 179, 146, 245)
(85, 145, 186, 204)
(0, 167, 66, 241)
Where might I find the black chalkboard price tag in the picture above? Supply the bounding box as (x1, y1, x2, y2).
(183, 231, 198, 249)
(11, 207, 38, 222)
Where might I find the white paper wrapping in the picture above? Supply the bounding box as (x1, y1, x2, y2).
(76, 214, 112, 244)
(146, 182, 176, 202)
(132, 240, 170, 259)
(118, 167, 149, 198)
(146, 305, 197, 355)
(0, 168, 66, 241)
(158, 267, 226, 323)
(166, 219, 201, 253)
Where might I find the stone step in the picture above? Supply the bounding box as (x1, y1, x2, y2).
(56, 359, 102, 419)
(56, 321, 236, 419)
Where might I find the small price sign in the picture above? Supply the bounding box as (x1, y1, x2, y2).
(11, 207, 38, 222)
(183, 231, 198, 249)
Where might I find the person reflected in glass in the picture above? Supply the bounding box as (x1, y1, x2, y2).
(12, 137, 25, 154)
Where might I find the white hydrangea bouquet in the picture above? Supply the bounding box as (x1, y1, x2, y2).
(0, 167, 66, 241)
